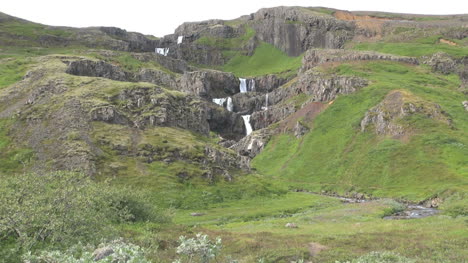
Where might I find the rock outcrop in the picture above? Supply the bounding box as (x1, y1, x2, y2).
(252, 7, 355, 56)
(424, 52, 457, 74)
(179, 70, 239, 98)
(301, 49, 419, 73)
(295, 71, 368, 102)
(361, 90, 450, 137)
(231, 128, 273, 158)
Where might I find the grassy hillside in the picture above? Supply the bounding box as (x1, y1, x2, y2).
(223, 42, 303, 77)
(253, 61, 468, 201)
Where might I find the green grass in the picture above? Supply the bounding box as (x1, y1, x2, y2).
(196, 26, 255, 51)
(223, 42, 303, 77)
(0, 57, 32, 89)
(173, 192, 339, 225)
(353, 36, 468, 57)
(253, 61, 468, 201)
(0, 119, 34, 173)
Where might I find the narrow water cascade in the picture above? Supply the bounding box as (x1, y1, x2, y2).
(155, 48, 169, 56)
(249, 79, 255, 92)
(242, 115, 253, 135)
(262, 93, 269, 111)
(177, 36, 184, 44)
(212, 98, 227, 107)
(226, 97, 233, 112)
(239, 78, 247, 93)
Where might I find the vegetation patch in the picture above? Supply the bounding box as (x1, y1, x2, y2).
(223, 42, 303, 77)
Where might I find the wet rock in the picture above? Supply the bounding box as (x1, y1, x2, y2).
(207, 105, 245, 140)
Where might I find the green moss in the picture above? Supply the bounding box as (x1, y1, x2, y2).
(223, 42, 303, 77)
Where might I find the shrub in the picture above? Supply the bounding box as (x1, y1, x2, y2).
(173, 233, 222, 263)
(0, 171, 167, 251)
(22, 239, 150, 263)
(336, 251, 416, 263)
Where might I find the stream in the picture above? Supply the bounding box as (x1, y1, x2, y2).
(297, 190, 440, 220)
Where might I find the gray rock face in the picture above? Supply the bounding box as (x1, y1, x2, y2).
(66, 60, 132, 81)
(66, 59, 178, 89)
(131, 53, 195, 74)
(295, 71, 368, 102)
(116, 87, 210, 135)
(462, 101, 468, 111)
(137, 68, 178, 88)
(251, 105, 296, 131)
(231, 92, 265, 115)
(301, 49, 419, 73)
(179, 70, 239, 98)
(207, 105, 246, 140)
(361, 90, 450, 137)
(253, 74, 289, 93)
(231, 128, 272, 158)
(205, 146, 250, 171)
(252, 7, 355, 56)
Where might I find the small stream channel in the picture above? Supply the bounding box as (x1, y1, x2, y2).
(298, 190, 440, 220)
(338, 196, 439, 219)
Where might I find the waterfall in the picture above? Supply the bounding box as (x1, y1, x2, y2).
(242, 115, 253, 136)
(226, 97, 233, 112)
(239, 78, 247, 93)
(177, 36, 184, 44)
(212, 98, 226, 107)
(156, 48, 169, 56)
(249, 79, 255, 92)
(265, 93, 269, 110)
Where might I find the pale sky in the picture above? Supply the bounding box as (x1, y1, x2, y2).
(2, 0, 467, 37)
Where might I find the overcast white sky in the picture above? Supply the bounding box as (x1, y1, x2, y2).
(2, 0, 467, 37)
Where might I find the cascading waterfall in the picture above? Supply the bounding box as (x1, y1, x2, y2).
(226, 97, 233, 112)
(212, 98, 227, 107)
(242, 115, 253, 135)
(249, 79, 255, 92)
(239, 78, 247, 93)
(265, 93, 269, 110)
(155, 48, 169, 56)
(177, 36, 184, 44)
